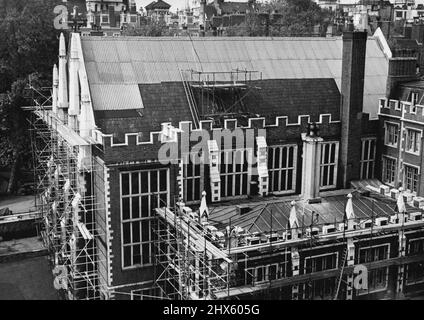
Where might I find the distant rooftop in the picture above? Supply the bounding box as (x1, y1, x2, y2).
(145, 0, 171, 10)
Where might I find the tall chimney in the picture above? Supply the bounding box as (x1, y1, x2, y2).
(68, 33, 80, 131)
(340, 30, 367, 188)
(52, 64, 59, 115)
(58, 33, 68, 123)
(403, 21, 412, 39)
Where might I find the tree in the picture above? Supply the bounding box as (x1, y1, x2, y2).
(0, 78, 31, 193)
(225, 0, 331, 37)
(121, 19, 171, 37)
(266, 0, 331, 36)
(226, 13, 267, 37)
(0, 0, 61, 193)
(0, 0, 61, 93)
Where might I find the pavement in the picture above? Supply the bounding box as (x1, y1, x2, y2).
(0, 236, 58, 300)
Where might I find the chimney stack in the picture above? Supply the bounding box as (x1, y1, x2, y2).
(301, 123, 323, 202)
(403, 21, 412, 39)
(199, 0, 206, 34)
(346, 20, 354, 32)
(58, 33, 68, 123)
(340, 30, 367, 188)
(68, 33, 80, 131)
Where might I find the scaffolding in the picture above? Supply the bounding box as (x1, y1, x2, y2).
(151, 190, 424, 300)
(180, 69, 262, 127)
(27, 86, 109, 300)
(153, 205, 233, 300)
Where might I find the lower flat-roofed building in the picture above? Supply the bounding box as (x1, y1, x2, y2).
(153, 185, 424, 300)
(26, 27, 424, 299)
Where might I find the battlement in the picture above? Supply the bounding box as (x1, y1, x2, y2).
(96, 113, 341, 148)
(379, 97, 424, 123)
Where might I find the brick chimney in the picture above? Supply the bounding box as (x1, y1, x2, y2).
(386, 57, 417, 98)
(340, 30, 367, 188)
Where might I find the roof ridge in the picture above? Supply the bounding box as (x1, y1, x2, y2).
(81, 36, 345, 42)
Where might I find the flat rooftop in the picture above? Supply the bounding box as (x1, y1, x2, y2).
(0, 237, 58, 300)
(207, 182, 423, 235)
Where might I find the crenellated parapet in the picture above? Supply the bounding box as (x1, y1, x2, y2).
(99, 113, 341, 147)
(379, 97, 424, 124)
(97, 113, 341, 165)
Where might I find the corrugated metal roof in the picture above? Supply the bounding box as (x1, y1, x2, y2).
(90, 84, 144, 111)
(81, 37, 388, 118)
(208, 190, 423, 234)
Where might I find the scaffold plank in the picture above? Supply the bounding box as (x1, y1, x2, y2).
(213, 254, 424, 299)
(225, 219, 424, 254)
(34, 109, 89, 146)
(156, 208, 232, 263)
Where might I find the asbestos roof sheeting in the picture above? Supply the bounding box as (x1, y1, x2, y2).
(81, 37, 388, 117)
(90, 84, 144, 111)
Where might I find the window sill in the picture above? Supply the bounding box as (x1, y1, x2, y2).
(122, 263, 153, 271)
(382, 181, 395, 188)
(406, 279, 424, 286)
(220, 195, 249, 201)
(384, 143, 398, 148)
(320, 185, 336, 191)
(184, 200, 201, 205)
(405, 150, 420, 156)
(269, 190, 296, 196)
(356, 285, 388, 296)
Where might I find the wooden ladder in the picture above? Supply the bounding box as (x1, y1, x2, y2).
(333, 246, 348, 300)
(179, 69, 200, 129)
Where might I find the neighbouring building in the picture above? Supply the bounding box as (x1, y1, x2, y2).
(145, 0, 172, 22)
(64, 0, 141, 36)
(28, 28, 424, 300)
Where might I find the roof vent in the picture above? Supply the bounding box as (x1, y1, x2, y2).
(410, 212, 422, 221)
(236, 205, 251, 215)
(307, 198, 322, 204)
(358, 188, 370, 197)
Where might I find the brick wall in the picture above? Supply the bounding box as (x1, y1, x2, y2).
(106, 161, 178, 294)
